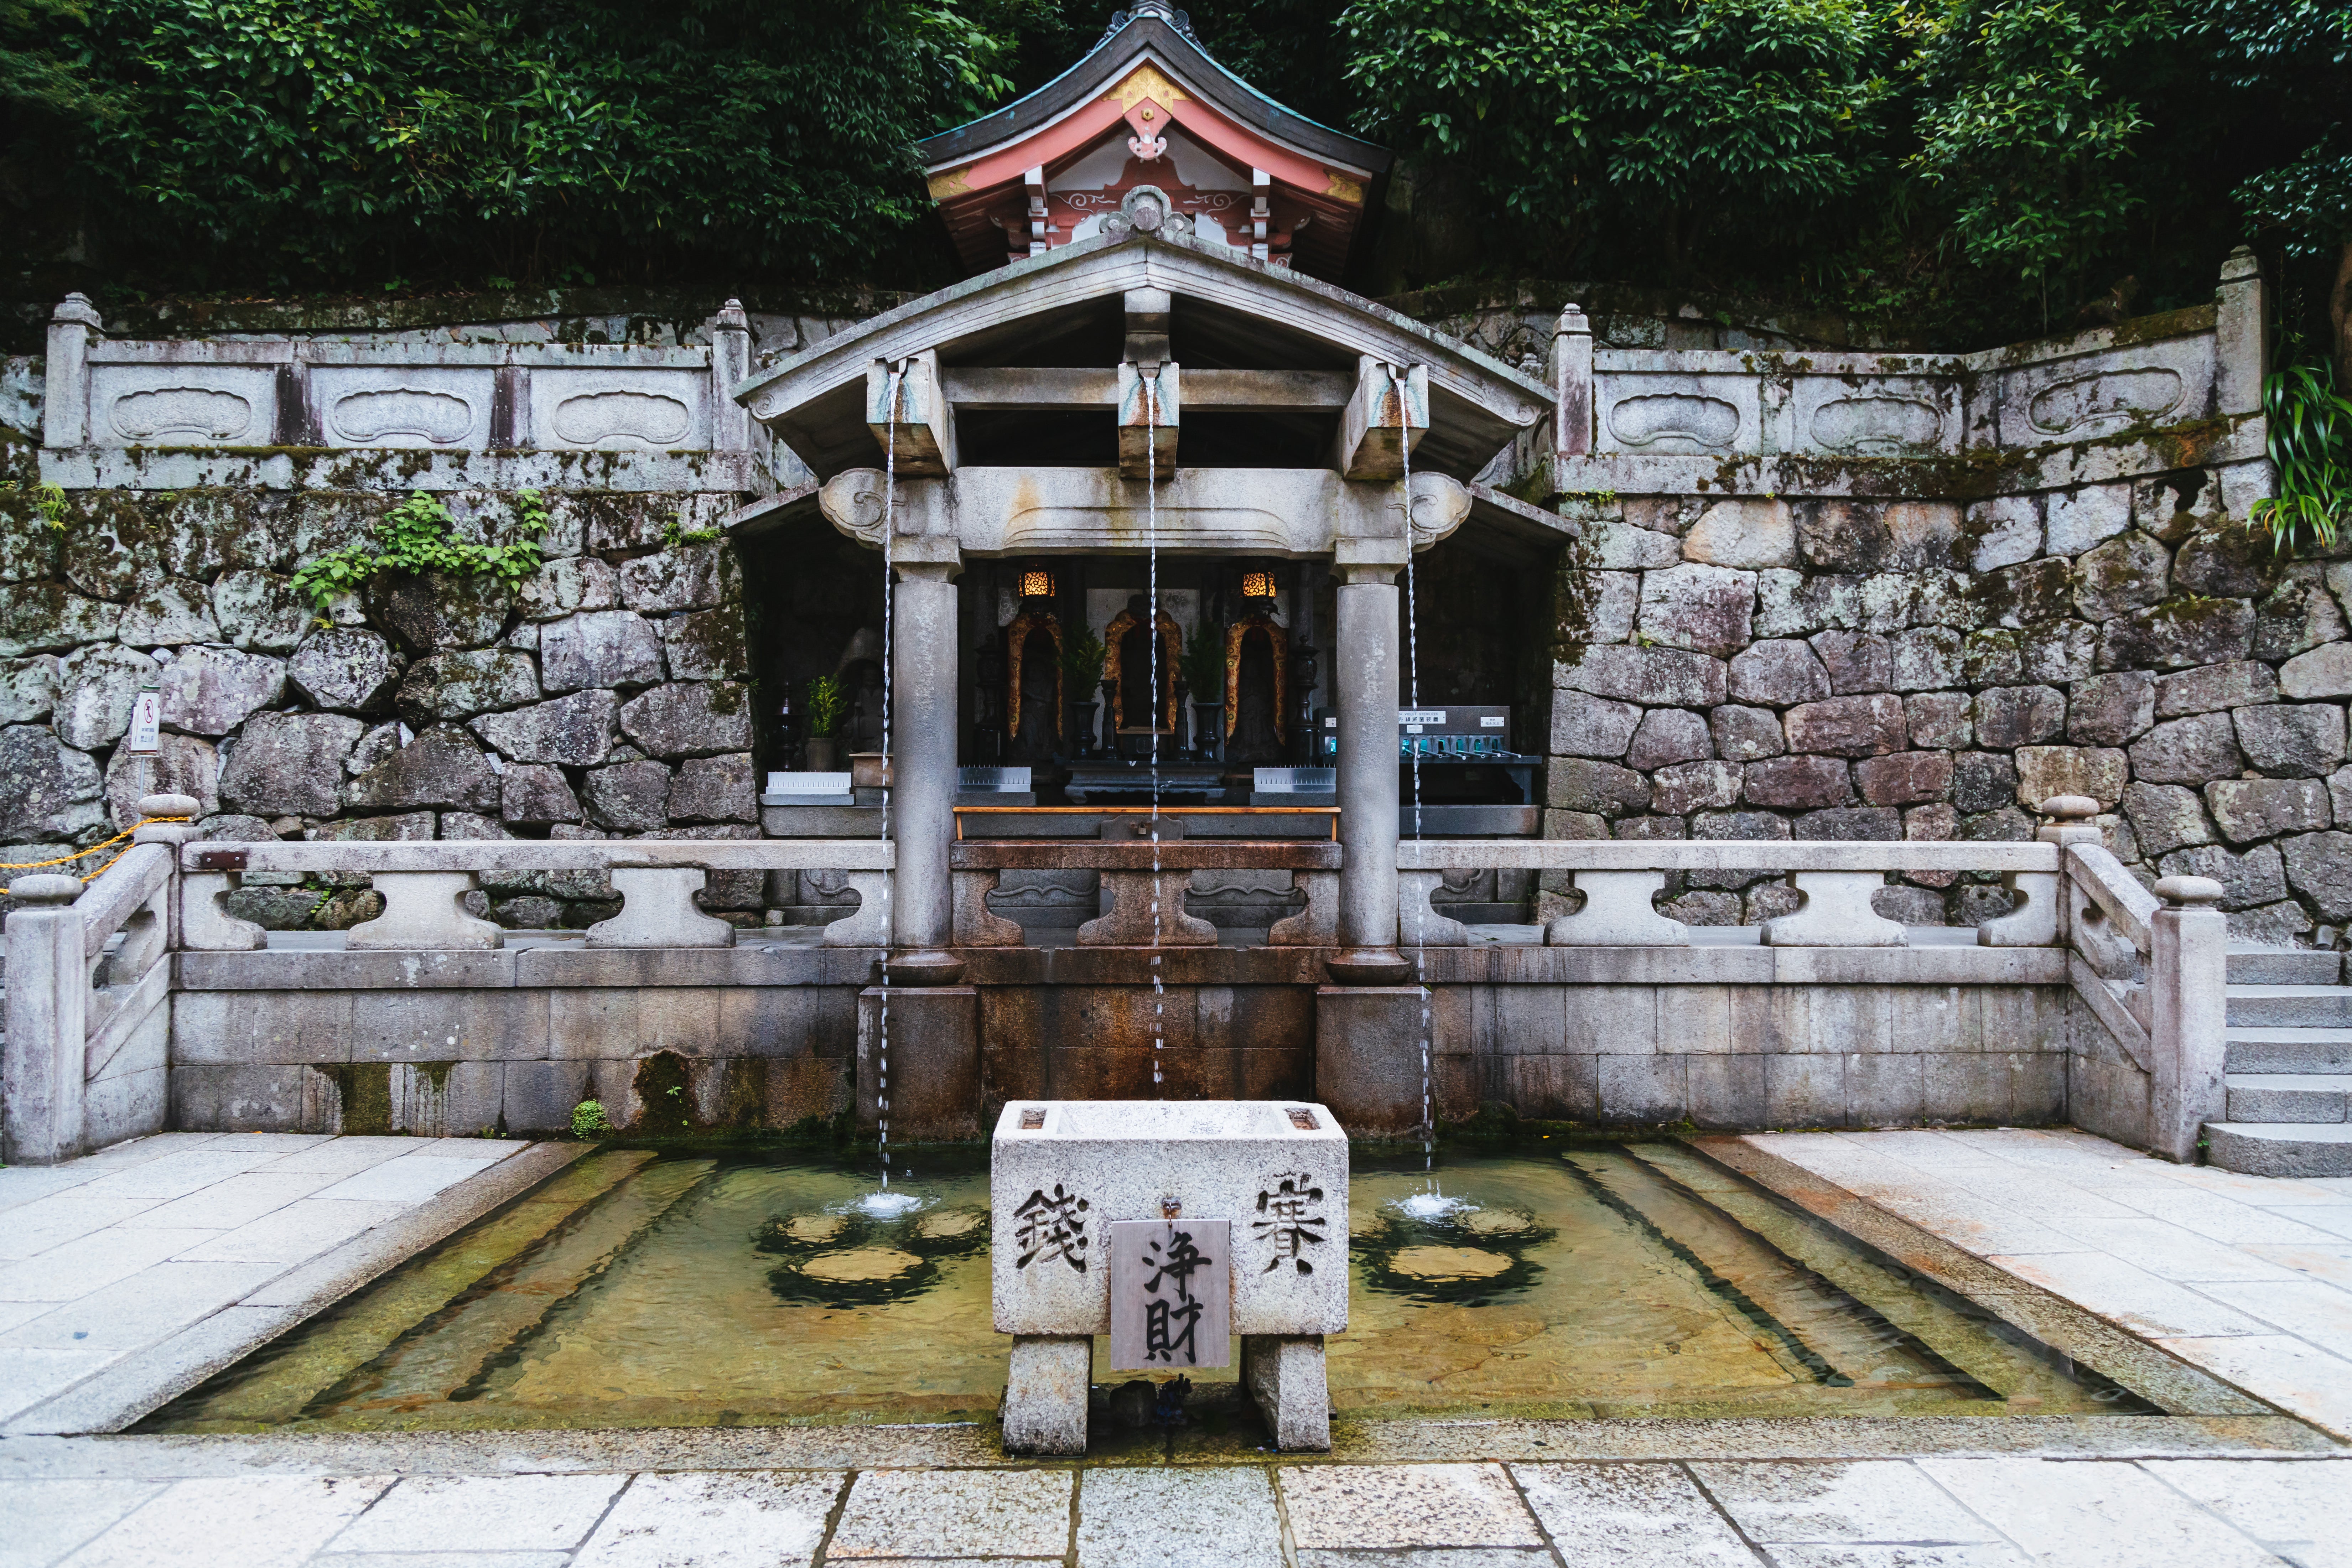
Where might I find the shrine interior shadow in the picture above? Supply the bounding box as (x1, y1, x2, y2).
(139, 1140, 2154, 1437)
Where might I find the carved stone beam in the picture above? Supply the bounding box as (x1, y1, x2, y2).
(1125, 286, 1172, 366)
(936, 367, 1346, 412)
(1118, 361, 1178, 481)
(866, 349, 955, 477)
(1335, 356, 1429, 480)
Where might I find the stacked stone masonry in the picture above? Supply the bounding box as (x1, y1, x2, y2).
(1549, 488, 2351, 944)
(0, 486, 762, 930)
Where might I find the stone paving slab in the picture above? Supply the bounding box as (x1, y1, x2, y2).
(1733, 1129, 2352, 1442)
(7, 1455, 2352, 1566)
(0, 1133, 552, 1435)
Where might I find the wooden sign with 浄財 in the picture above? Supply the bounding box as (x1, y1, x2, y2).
(1107, 1218, 1231, 1371)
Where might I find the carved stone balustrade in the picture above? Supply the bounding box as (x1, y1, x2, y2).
(949, 840, 1341, 948)
(178, 839, 893, 951)
(1396, 839, 2062, 949)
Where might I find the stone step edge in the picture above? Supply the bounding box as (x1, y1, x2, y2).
(2203, 1122, 2352, 1180)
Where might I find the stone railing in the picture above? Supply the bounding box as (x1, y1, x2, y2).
(1549, 249, 2264, 496)
(2056, 814, 2228, 1162)
(1396, 837, 2061, 949)
(38, 293, 770, 492)
(178, 838, 892, 951)
(2, 794, 193, 1163)
(949, 838, 1340, 947)
(1393, 793, 2230, 1161)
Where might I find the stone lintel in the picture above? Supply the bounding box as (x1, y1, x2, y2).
(817, 464, 1469, 558)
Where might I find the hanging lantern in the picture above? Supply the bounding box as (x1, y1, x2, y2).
(1239, 567, 1277, 601)
(1018, 562, 1056, 600)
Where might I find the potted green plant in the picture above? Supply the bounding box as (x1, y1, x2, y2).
(804, 674, 846, 772)
(1180, 621, 1225, 760)
(1059, 627, 1106, 759)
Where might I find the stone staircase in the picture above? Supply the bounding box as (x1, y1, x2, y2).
(2205, 948, 2352, 1177)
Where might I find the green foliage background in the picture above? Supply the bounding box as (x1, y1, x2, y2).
(0, 0, 2346, 352)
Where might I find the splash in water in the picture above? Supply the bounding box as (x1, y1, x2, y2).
(1390, 1188, 1476, 1222)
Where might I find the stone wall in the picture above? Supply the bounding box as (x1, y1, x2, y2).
(0, 484, 763, 930)
(1542, 484, 2352, 944)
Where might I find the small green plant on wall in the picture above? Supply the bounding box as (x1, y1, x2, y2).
(2252, 342, 2352, 554)
(571, 1099, 614, 1138)
(805, 674, 846, 738)
(292, 488, 552, 617)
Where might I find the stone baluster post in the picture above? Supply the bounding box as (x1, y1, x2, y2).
(711, 298, 753, 452)
(1328, 562, 1406, 982)
(889, 559, 965, 982)
(135, 793, 201, 950)
(43, 294, 100, 451)
(2, 874, 90, 1165)
(2214, 247, 2266, 421)
(2149, 874, 2228, 1163)
(1549, 304, 1591, 460)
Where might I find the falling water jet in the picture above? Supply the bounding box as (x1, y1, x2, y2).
(870, 362, 904, 1201)
(1398, 361, 1433, 1177)
(1147, 366, 1165, 1095)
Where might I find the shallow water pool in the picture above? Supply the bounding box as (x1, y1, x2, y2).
(144, 1140, 2149, 1434)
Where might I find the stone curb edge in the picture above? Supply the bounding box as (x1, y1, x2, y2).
(3, 1140, 590, 1437)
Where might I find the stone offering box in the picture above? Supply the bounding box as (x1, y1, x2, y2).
(991, 1099, 1347, 1453)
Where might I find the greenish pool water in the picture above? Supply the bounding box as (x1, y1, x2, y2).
(143, 1141, 2150, 1434)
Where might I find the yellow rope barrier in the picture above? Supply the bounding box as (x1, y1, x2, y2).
(1, 816, 192, 887)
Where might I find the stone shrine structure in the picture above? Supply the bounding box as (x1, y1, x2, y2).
(2, 1, 2345, 1178)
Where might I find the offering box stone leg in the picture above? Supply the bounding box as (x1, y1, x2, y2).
(1243, 1333, 1330, 1451)
(1002, 1334, 1091, 1455)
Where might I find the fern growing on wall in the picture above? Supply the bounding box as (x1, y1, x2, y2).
(291, 488, 551, 617)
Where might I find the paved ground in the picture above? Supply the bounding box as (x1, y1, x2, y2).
(3, 1450, 2350, 1566)
(0, 1133, 560, 1434)
(7, 1126, 2352, 1563)
(1740, 1128, 2352, 1444)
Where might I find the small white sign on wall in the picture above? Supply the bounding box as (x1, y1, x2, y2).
(125, 690, 161, 755)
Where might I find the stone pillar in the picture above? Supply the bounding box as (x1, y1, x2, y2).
(890, 560, 964, 981)
(1243, 1334, 1330, 1450)
(1002, 1334, 1090, 1455)
(2150, 874, 2229, 1164)
(1550, 304, 1592, 459)
(857, 985, 980, 1140)
(1330, 563, 1406, 982)
(43, 294, 100, 450)
(1315, 984, 1425, 1134)
(134, 793, 201, 951)
(2214, 247, 2267, 420)
(710, 298, 754, 452)
(2, 874, 88, 1165)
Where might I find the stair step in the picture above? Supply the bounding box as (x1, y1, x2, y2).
(2225, 986, 2352, 1028)
(2205, 1122, 2352, 1178)
(2227, 1028, 2352, 1074)
(2223, 1074, 2352, 1123)
(2227, 949, 2344, 986)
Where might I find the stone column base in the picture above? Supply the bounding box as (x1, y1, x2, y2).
(1002, 1333, 1091, 1455)
(857, 985, 979, 1141)
(1243, 1333, 1330, 1450)
(1315, 984, 1427, 1135)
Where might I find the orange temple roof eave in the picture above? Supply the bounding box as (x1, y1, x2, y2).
(914, 11, 1389, 181)
(924, 85, 1377, 211)
(931, 185, 1371, 279)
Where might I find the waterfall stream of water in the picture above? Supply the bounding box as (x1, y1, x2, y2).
(1398, 364, 1431, 1172)
(1146, 368, 1164, 1092)
(876, 364, 902, 1189)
